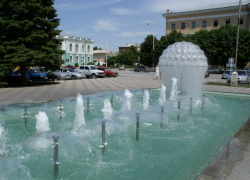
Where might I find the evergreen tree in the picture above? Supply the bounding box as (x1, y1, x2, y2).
(0, 0, 64, 85)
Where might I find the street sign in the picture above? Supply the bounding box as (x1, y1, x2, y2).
(226, 63, 235, 67)
(228, 58, 234, 64)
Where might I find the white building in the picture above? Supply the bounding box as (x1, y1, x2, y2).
(56, 35, 94, 65)
(93, 50, 118, 66)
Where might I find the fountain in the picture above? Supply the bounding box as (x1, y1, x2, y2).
(158, 41, 208, 97)
(101, 99, 113, 119)
(142, 90, 150, 110)
(0, 42, 250, 179)
(158, 84, 166, 105)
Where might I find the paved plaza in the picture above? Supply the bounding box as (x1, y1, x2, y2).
(0, 69, 250, 179)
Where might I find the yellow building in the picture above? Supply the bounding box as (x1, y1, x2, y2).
(162, 1, 250, 36)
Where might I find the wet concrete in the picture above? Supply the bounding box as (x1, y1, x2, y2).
(198, 118, 250, 180)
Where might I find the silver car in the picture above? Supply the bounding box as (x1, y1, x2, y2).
(227, 70, 250, 84)
(60, 68, 85, 79)
(52, 70, 71, 80)
(222, 70, 233, 79)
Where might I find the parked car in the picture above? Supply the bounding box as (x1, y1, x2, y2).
(52, 70, 71, 80)
(65, 65, 75, 70)
(207, 67, 220, 74)
(134, 66, 149, 72)
(97, 67, 119, 77)
(221, 70, 233, 79)
(27, 68, 48, 82)
(119, 65, 125, 70)
(76, 65, 104, 78)
(227, 70, 250, 84)
(6, 70, 30, 85)
(60, 68, 85, 79)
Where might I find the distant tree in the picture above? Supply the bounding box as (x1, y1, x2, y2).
(93, 46, 103, 50)
(140, 35, 158, 66)
(75, 63, 79, 67)
(0, 0, 64, 85)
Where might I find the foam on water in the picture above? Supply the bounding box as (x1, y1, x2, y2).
(158, 84, 166, 105)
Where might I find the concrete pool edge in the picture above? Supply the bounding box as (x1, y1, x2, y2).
(198, 92, 250, 180)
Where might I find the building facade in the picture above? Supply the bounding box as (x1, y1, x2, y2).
(162, 1, 250, 36)
(56, 35, 94, 65)
(119, 43, 141, 54)
(93, 50, 118, 66)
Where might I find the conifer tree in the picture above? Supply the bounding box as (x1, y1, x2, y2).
(0, 0, 64, 85)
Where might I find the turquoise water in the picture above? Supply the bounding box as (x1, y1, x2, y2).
(0, 89, 250, 180)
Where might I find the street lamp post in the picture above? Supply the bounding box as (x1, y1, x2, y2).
(235, 0, 242, 71)
(147, 23, 155, 68)
(101, 36, 108, 67)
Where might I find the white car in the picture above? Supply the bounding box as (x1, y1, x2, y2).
(76, 65, 104, 78)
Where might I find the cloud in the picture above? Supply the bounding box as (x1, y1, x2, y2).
(93, 19, 119, 32)
(54, 0, 123, 10)
(110, 8, 136, 15)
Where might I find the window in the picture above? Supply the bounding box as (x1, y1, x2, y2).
(76, 44, 78, 52)
(88, 57, 90, 63)
(69, 44, 72, 51)
(191, 21, 196, 29)
(171, 23, 175, 30)
(240, 17, 244, 25)
(70, 56, 73, 62)
(82, 56, 84, 63)
(88, 46, 90, 53)
(82, 45, 85, 52)
(85, 66, 89, 70)
(225, 18, 231, 25)
(181, 22, 185, 29)
(213, 19, 218, 27)
(202, 21, 207, 28)
(76, 56, 79, 62)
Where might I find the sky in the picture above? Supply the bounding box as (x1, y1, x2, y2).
(53, 0, 238, 52)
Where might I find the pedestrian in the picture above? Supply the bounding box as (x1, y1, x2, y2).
(155, 65, 160, 79)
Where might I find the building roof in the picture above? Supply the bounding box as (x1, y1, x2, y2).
(119, 44, 140, 48)
(93, 50, 117, 54)
(196, 0, 250, 11)
(163, 0, 250, 17)
(56, 35, 94, 42)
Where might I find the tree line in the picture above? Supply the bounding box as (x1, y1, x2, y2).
(110, 24, 250, 69)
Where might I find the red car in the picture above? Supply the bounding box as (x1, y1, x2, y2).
(97, 67, 119, 77)
(65, 65, 75, 70)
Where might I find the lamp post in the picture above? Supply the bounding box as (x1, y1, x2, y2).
(147, 23, 155, 68)
(101, 36, 108, 67)
(235, 0, 242, 71)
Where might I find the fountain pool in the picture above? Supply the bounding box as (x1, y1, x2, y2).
(0, 89, 250, 180)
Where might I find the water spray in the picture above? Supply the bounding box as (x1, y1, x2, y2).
(60, 103, 63, 119)
(52, 135, 59, 178)
(101, 121, 106, 154)
(136, 113, 140, 141)
(177, 101, 181, 121)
